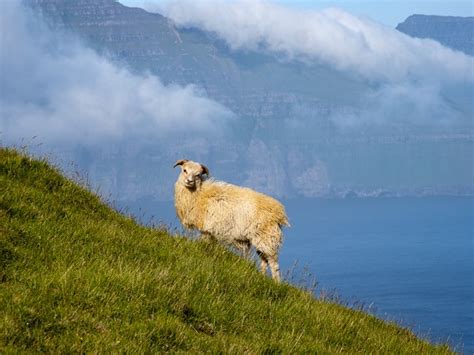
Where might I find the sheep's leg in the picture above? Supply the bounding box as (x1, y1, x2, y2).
(239, 240, 251, 260)
(260, 258, 269, 275)
(257, 251, 268, 275)
(268, 255, 281, 283)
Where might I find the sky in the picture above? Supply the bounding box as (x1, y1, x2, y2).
(120, 0, 473, 27)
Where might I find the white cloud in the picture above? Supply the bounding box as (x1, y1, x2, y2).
(141, 0, 473, 127)
(0, 2, 233, 145)
(151, 0, 473, 84)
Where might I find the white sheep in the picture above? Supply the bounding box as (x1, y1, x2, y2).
(173, 159, 289, 282)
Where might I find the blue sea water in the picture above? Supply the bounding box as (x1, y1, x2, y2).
(120, 196, 474, 352)
(280, 197, 474, 353)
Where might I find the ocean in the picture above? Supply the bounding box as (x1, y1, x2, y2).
(119, 196, 473, 352)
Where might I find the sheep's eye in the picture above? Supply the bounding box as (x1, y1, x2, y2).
(183, 169, 187, 173)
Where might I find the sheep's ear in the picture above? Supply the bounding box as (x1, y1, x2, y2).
(173, 159, 188, 168)
(201, 164, 209, 176)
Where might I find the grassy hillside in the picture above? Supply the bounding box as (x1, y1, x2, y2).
(0, 147, 451, 353)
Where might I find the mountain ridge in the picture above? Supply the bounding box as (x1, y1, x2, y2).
(14, 0, 474, 201)
(397, 14, 473, 56)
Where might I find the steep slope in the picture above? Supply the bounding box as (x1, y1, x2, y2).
(0, 147, 452, 353)
(397, 15, 474, 56)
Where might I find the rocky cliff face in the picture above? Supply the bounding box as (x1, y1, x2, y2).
(20, 0, 474, 200)
(397, 15, 473, 56)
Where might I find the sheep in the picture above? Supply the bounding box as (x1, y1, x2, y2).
(173, 159, 289, 282)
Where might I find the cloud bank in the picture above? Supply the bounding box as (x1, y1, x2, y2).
(155, 0, 473, 84)
(0, 2, 233, 145)
(143, 0, 473, 127)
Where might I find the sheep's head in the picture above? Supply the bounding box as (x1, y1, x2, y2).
(174, 159, 209, 190)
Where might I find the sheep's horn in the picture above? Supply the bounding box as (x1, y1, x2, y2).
(201, 164, 209, 176)
(173, 159, 188, 168)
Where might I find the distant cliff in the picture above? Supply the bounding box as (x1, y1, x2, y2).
(17, 1, 474, 200)
(397, 15, 473, 56)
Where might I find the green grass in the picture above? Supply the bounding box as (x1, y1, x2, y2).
(0, 147, 452, 353)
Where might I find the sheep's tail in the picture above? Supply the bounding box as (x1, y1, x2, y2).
(277, 206, 290, 228)
(280, 216, 290, 228)
(271, 200, 290, 228)
(256, 193, 290, 228)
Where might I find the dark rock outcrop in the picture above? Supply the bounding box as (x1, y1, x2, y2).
(397, 14, 473, 56)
